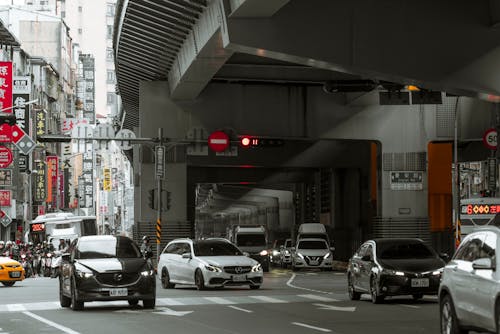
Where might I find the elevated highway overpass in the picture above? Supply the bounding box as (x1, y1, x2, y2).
(115, 0, 500, 258)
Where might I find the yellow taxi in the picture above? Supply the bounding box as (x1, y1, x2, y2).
(0, 256, 25, 286)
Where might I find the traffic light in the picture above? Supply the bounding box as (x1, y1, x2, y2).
(165, 191, 171, 210)
(239, 136, 284, 148)
(147, 189, 156, 210)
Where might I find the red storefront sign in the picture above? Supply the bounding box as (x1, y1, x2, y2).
(0, 146, 13, 168)
(46, 156, 58, 204)
(0, 189, 11, 206)
(0, 62, 13, 113)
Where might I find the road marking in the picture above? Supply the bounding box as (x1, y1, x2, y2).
(398, 304, 420, 309)
(157, 298, 185, 306)
(153, 308, 193, 316)
(313, 303, 356, 312)
(299, 294, 339, 302)
(6, 304, 26, 312)
(287, 273, 334, 294)
(203, 297, 234, 304)
(250, 296, 287, 303)
(228, 305, 253, 313)
(22, 311, 80, 334)
(292, 322, 331, 332)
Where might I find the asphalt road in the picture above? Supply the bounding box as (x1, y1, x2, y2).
(0, 268, 455, 334)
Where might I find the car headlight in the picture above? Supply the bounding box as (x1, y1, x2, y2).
(284, 250, 290, 255)
(323, 252, 332, 260)
(272, 250, 280, 256)
(260, 250, 268, 256)
(382, 268, 405, 276)
(205, 265, 222, 273)
(251, 263, 262, 272)
(432, 268, 444, 276)
(295, 253, 304, 259)
(141, 269, 155, 276)
(76, 270, 93, 279)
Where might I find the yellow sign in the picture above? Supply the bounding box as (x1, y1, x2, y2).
(103, 168, 111, 191)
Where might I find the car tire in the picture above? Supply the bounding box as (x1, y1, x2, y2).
(143, 298, 155, 309)
(1, 281, 15, 287)
(263, 263, 270, 272)
(70, 278, 84, 311)
(440, 294, 467, 334)
(370, 276, 385, 304)
(496, 301, 500, 334)
(348, 274, 361, 301)
(250, 285, 260, 290)
(161, 268, 175, 289)
(128, 299, 139, 306)
(195, 269, 206, 290)
(59, 278, 71, 308)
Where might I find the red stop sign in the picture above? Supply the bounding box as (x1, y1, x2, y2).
(208, 131, 230, 152)
(0, 146, 12, 168)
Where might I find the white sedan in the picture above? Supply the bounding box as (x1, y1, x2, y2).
(158, 238, 263, 290)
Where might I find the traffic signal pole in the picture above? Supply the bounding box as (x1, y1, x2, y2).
(156, 128, 163, 265)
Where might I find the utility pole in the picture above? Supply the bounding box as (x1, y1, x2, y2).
(156, 128, 164, 264)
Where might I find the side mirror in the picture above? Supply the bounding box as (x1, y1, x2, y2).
(61, 253, 70, 262)
(242, 252, 250, 257)
(330, 247, 335, 252)
(182, 252, 192, 259)
(361, 255, 372, 262)
(472, 257, 495, 270)
(439, 253, 450, 262)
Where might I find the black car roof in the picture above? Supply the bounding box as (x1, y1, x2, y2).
(371, 238, 425, 245)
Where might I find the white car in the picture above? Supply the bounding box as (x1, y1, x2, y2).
(292, 238, 334, 271)
(158, 238, 263, 290)
(439, 226, 500, 334)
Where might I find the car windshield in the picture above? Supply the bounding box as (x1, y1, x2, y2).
(377, 241, 435, 259)
(75, 237, 142, 259)
(193, 241, 243, 256)
(284, 240, 292, 248)
(236, 234, 266, 247)
(297, 240, 328, 250)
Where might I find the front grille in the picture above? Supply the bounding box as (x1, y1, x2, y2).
(304, 256, 323, 266)
(96, 272, 140, 286)
(4, 264, 21, 268)
(224, 266, 251, 274)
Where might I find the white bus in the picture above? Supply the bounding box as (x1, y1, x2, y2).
(29, 212, 98, 247)
(459, 197, 500, 236)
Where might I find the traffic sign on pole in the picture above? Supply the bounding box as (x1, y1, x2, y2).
(483, 128, 497, 150)
(11, 124, 36, 155)
(0, 210, 11, 227)
(115, 129, 136, 150)
(155, 145, 165, 179)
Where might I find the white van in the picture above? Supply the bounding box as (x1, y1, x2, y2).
(296, 223, 331, 247)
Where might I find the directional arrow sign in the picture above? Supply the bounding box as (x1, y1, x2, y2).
(153, 308, 193, 317)
(313, 303, 356, 312)
(11, 124, 36, 155)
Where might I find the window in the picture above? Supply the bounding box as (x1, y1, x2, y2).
(78, 6, 82, 12)
(481, 232, 497, 260)
(164, 243, 179, 254)
(107, 25, 113, 39)
(106, 4, 115, 16)
(455, 233, 485, 262)
(106, 48, 114, 61)
(106, 70, 115, 83)
(107, 93, 115, 105)
(78, 28, 82, 35)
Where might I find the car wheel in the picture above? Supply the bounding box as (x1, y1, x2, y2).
(195, 269, 206, 290)
(370, 276, 384, 304)
(348, 274, 361, 301)
(440, 294, 467, 334)
(1, 281, 15, 287)
(412, 293, 423, 301)
(128, 299, 139, 306)
(59, 278, 71, 308)
(70, 278, 84, 311)
(263, 263, 270, 272)
(292, 265, 299, 272)
(143, 298, 155, 309)
(250, 285, 260, 290)
(161, 268, 175, 289)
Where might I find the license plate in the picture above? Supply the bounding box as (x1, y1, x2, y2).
(411, 278, 429, 287)
(109, 288, 128, 297)
(232, 275, 246, 282)
(9, 271, 21, 278)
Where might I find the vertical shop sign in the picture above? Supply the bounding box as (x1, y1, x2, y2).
(103, 167, 111, 191)
(35, 108, 46, 141)
(34, 159, 46, 203)
(0, 189, 11, 206)
(80, 55, 95, 124)
(46, 156, 58, 205)
(82, 152, 94, 207)
(0, 62, 13, 113)
(13, 76, 30, 132)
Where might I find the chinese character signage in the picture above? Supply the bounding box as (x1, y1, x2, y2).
(0, 62, 13, 113)
(103, 167, 111, 191)
(82, 152, 94, 208)
(80, 55, 95, 124)
(13, 76, 31, 94)
(0, 189, 11, 206)
(0, 169, 12, 186)
(13, 94, 29, 132)
(46, 156, 58, 205)
(34, 160, 46, 203)
(35, 108, 46, 140)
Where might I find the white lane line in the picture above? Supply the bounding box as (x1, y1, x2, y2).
(287, 273, 334, 294)
(22, 311, 80, 334)
(250, 296, 287, 303)
(298, 294, 339, 302)
(398, 304, 420, 309)
(292, 322, 331, 332)
(157, 298, 185, 306)
(203, 297, 234, 305)
(7, 304, 26, 312)
(228, 305, 253, 313)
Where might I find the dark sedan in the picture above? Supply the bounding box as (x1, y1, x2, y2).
(59, 235, 156, 311)
(347, 238, 447, 303)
